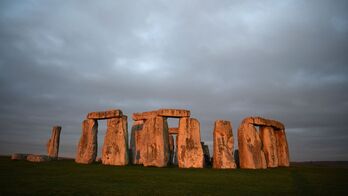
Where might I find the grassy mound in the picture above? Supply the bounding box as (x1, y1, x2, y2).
(1, 156, 347, 195)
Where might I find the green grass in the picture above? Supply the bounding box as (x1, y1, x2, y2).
(1, 156, 347, 195)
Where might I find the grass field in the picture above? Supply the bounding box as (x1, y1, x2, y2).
(1, 156, 348, 195)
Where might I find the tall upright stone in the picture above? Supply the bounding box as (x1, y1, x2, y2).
(130, 120, 144, 164)
(47, 126, 61, 158)
(275, 129, 290, 166)
(260, 126, 278, 168)
(102, 116, 129, 166)
(76, 119, 98, 164)
(177, 118, 204, 168)
(140, 116, 170, 167)
(238, 122, 267, 169)
(168, 134, 175, 165)
(213, 120, 236, 169)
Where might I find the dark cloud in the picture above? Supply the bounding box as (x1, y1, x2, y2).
(1, 0, 347, 161)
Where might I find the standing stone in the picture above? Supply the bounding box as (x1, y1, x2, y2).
(168, 134, 175, 165)
(260, 126, 278, 168)
(47, 126, 61, 158)
(101, 116, 129, 166)
(275, 129, 290, 167)
(238, 122, 267, 169)
(177, 118, 204, 168)
(130, 120, 144, 164)
(76, 119, 98, 164)
(213, 120, 236, 169)
(140, 116, 170, 167)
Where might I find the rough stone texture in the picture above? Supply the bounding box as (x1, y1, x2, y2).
(168, 127, 179, 134)
(238, 122, 267, 169)
(11, 153, 28, 160)
(168, 134, 175, 165)
(177, 117, 204, 168)
(27, 154, 51, 162)
(75, 119, 98, 164)
(157, 109, 190, 118)
(260, 126, 278, 168)
(101, 116, 129, 166)
(213, 120, 236, 169)
(47, 126, 61, 158)
(130, 120, 144, 164)
(243, 116, 284, 130)
(132, 109, 190, 120)
(132, 111, 158, 121)
(87, 109, 123, 120)
(139, 116, 170, 167)
(275, 129, 290, 167)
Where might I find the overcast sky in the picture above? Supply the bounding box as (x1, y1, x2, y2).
(0, 0, 347, 161)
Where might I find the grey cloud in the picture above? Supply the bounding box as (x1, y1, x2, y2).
(0, 0, 348, 161)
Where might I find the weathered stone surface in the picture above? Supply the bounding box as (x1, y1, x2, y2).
(238, 122, 267, 169)
(132, 111, 158, 121)
(260, 126, 278, 168)
(139, 116, 170, 167)
(242, 116, 284, 130)
(275, 129, 290, 167)
(132, 109, 191, 120)
(27, 154, 51, 162)
(75, 119, 98, 164)
(157, 109, 190, 118)
(177, 118, 204, 168)
(102, 116, 129, 166)
(87, 109, 123, 120)
(130, 120, 144, 164)
(169, 127, 179, 134)
(213, 120, 236, 169)
(47, 126, 61, 158)
(11, 153, 28, 160)
(168, 134, 175, 165)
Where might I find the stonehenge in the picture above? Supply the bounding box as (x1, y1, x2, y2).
(47, 126, 61, 158)
(130, 109, 204, 168)
(213, 120, 236, 169)
(13, 107, 290, 170)
(76, 109, 129, 165)
(238, 117, 290, 169)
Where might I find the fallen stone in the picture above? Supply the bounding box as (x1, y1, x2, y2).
(260, 126, 278, 168)
(27, 154, 51, 162)
(275, 129, 290, 167)
(102, 116, 129, 166)
(177, 118, 204, 168)
(47, 126, 61, 158)
(87, 109, 123, 120)
(238, 122, 267, 169)
(213, 120, 236, 169)
(75, 119, 98, 164)
(11, 153, 28, 160)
